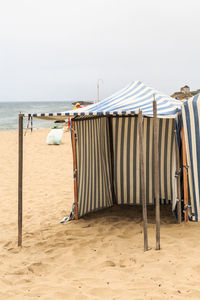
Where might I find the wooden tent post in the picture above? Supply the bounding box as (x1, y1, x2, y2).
(138, 111, 148, 251)
(31, 116, 33, 132)
(182, 126, 189, 222)
(71, 120, 79, 220)
(153, 101, 160, 250)
(18, 114, 23, 246)
(175, 133, 182, 224)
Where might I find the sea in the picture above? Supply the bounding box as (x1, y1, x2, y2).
(0, 101, 74, 131)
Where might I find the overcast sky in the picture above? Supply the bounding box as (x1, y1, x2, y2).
(0, 0, 199, 101)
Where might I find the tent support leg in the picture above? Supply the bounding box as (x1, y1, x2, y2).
(153, 101, 160, 250)
(175, 134, 182, 224)
(18, 114, 23, 246)
(108, 116, 116, 204)
(31, 116, 33, 132)
(177, 201, 182, 224)
(71, 120, 78, 220)
(138, 111, 148, 252)
(182, 127, 189, 222)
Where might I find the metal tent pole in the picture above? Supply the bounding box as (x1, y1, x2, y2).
(71, 120, 79, 220)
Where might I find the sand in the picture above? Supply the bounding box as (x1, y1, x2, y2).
(1, 129, 200, 300)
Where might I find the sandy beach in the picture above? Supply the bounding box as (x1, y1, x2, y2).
(1, 129, 200, 300)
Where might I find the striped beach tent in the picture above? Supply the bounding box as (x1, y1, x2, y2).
(182, 94, 200, 221)
(25, 81, 182, 218)
(26, 81, 181, 120)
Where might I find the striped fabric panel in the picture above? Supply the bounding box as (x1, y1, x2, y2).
(75, 117, 113, 217)
(111, 116, 177, 205)
(182, 94, 200, 221)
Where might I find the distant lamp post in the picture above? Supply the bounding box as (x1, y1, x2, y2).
(97, 79, 104, 102)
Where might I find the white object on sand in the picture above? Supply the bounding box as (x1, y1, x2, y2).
(46, 128, 63, 145)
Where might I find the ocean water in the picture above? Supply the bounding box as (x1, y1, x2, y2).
(0, 101, 74, 130)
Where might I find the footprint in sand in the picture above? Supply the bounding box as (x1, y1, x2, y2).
(82, 224, 92, 228)
(27, 262, 48, 275)
(102, 260, 116, 267)
(9, 268, 27, 275)
(3, 241, 12, 248)
(44, 248, 55, 254)
(35, 241, 47, 247)
(119, 260, 126, 268)
(7, 248, 19, 254)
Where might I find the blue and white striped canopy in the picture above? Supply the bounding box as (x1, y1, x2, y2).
(25, 81, 182, 120)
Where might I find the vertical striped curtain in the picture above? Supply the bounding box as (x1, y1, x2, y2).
(75, 115, 178, 218)
(182, 94, 200, 221)
(76, 117, 113, 217)
(111, 116, 177, 205)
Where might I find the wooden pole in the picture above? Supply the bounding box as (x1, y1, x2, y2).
(182, 126, 189, 222)
(153, 100, 160, 250)
(71, 120, 79, 220)
(138, 111, 148, 251)
(31, 116, 33, 132)
(175, 131, 182, 224)
(18, 114, 23, 246)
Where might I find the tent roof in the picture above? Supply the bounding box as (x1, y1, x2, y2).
(183, 93, 200, 106)
(24, 81, 182, 120)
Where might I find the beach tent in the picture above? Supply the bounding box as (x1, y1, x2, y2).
(24, 81, 182, 221)
(182, 93, 200, 221)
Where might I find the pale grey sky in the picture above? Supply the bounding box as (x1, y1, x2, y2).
(0, 0, 199, 101)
